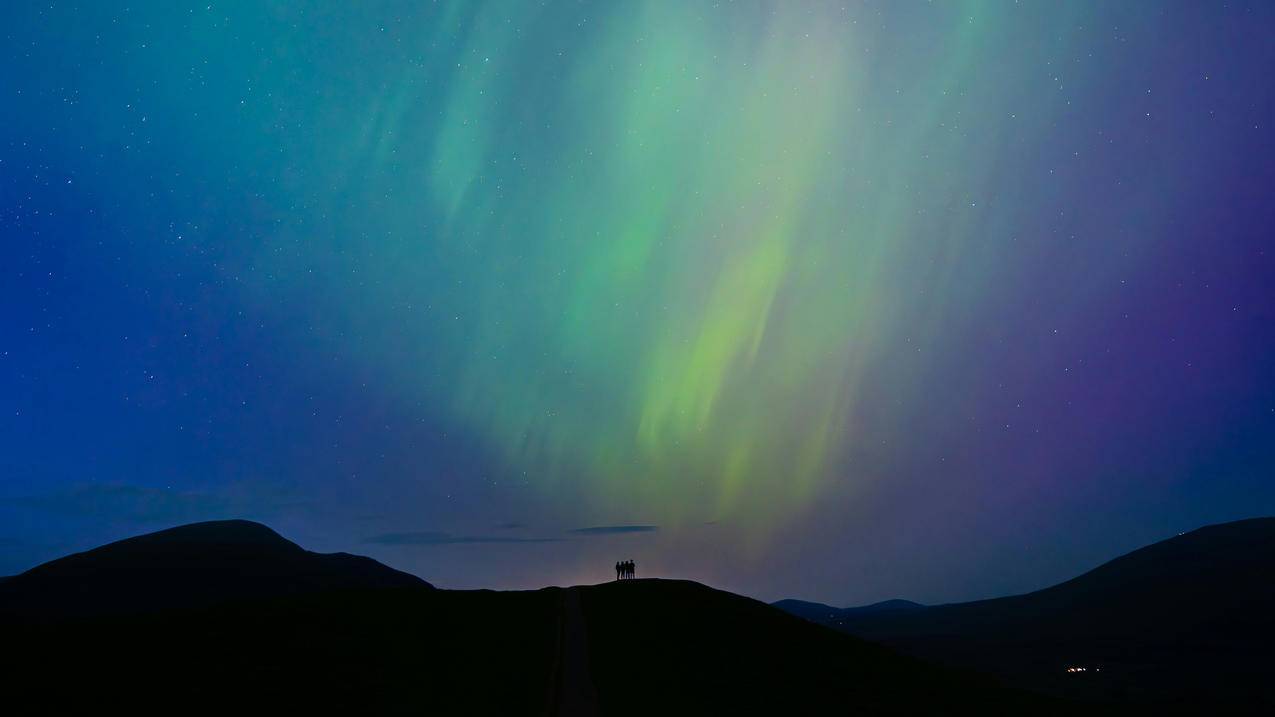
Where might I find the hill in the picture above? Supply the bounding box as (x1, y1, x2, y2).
(778, 517, 1275, 711)
(0, 519, 431, 618)
(0, 521, 1064, 715)
(572, 579, 1057, 715)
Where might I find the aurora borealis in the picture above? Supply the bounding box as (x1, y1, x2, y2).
(3, 1, 1274, 603)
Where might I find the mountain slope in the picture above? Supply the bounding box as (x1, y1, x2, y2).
(0, 519, 431, 617)
(783, 517, 1275, 709)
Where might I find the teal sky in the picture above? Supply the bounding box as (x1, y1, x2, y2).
(3, 1, 1274, 604)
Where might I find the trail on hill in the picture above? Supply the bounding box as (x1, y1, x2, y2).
(549, 588, 600, 716)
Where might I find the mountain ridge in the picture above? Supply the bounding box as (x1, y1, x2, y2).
(6, 516, 1271, 712)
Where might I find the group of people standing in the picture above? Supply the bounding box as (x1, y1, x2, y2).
(614, 559, 637, 580)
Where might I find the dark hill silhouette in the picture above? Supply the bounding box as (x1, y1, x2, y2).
(777, 517, 1275, 711)
(0, 521, 1065, 715)
(0, 519, 431, 618)
(575, 579, 1057, 715)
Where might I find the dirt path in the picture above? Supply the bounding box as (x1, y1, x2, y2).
(548, 587, 600, 716)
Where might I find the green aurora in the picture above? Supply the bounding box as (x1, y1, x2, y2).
(234, 1, 1101, 536)
(6, 0, 1275, 599)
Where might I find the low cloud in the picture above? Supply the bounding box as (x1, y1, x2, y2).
(11, 483, 231, 523)
(8, 482, 302, 524)
(365, 531, 563, 546)
(568, 525, 659, 536)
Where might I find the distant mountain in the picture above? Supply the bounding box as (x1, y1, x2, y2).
(0, 521, 1062, 715)
(780, 517, 1275, 711)
(774, 597, 926, 623)
(772, 597, 842, 622)
(0, 519, 430, 618)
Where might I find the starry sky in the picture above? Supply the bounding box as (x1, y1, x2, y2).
(2, 1, 1274, 605)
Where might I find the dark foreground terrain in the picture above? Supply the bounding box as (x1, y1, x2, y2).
(0, 520, 1062, 715)
(777, 517, 1275, 713)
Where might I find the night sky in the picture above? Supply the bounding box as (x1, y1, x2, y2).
(3, 1, 1274, 605)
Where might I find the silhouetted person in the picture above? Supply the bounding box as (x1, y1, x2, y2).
(615, 561, 621, 581)
(629, 560, 637, 579)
